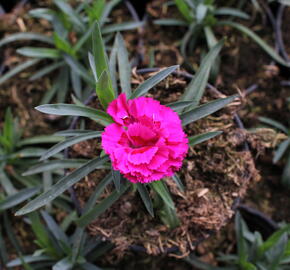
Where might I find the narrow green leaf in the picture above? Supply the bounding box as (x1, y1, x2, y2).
(258, 224, 290, 257)
(274, 139, 290, 163)
(259, 117, 288, 134)
(0, 170, 17, 195)
(41, 211, 69, 247)
(35, 104, 112, 126)
(92, 22, 115, 107)
(29, 8, 54, 20)
(181, 95, 237, 126)
(218, 21, 290, 67)
(214, 8, 250, 19)
(172, 173, 185, 192)
(17, 47, 60, 59)
(55, 130, 95, 136)
(99, 0, 121, 27)
(0, 59, 40, 85)
(0, 32, 53, 47)
(282, 153, 290, 187)
(40, 131, 102, 161)
(82, 173, 113, 214)
(180, 40, 223, 107)
(73, 23, 95, 52)
(56, 67, 69, 103)
(102, 21, 144, 34)
(76, 182, 130, 227)
(109, 35, 118, 95)
(235, 212, 249, 264)
(53, 0, 85, 32)
(0, 187, 39, 212)
(92, 22, 110, 79)
(189, 131, 223, 146)
(112, 169, 121, 192)
(136, 183, 154, 217)
(10, 147, 49, 159)
(167, 100, 196, 112)
(130, 65, 179, 99)
(96, 70, 115, 109)
(154, 19, 188, 26)
(23, 159, 88, 176)
(117, 33, 131, 96)
(150, 180, 175, 210)
(63, 54, 95, 85)
(52, 257, 73, 270)
(174, 0, 193, 22)
(6, 255, 53, 267)
(70, 69, 82, 99)
(88, 52, 98, 82)
(18, 135, 64, 146)
(30, 61, 65, 80)
(53, 32, 74, 55)
(15, 156, 109, 215)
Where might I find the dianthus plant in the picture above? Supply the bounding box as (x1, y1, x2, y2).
(16, 23, 237, 229)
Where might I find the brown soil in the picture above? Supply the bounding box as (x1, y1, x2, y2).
(71, 72, 260, 261)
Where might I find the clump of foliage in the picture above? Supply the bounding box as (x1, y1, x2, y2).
(15, 23, 237, 230)
(186, 212, 290, 270)
(259, 101, 290, 187)
(155, 0, 289, 70)
(0, 0, 142, 103)
(0, 108, 64, 215)
(3, 210, 112, 269)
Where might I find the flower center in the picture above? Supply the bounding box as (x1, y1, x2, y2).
(126, 122, 159, 148)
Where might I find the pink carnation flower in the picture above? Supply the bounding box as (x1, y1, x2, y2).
(101, 93, 188, 183)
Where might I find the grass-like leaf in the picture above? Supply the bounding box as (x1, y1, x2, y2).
(18, 135, 64, 146)
(117, 33, 131, 96)
(0, 32, 53, 47)
(0, 187, 39, 212)
(17, 47, 60, 59)
(174, 0, 192, 22)
(214, 8, 250, 19)
(76, 182, 130, 227)
(96, 70, 115, 109)
(167, 100, 195, 112)
(150, 180, 175, 210)
(180, 40, 224, 107)
(63, 54, 95, 85)
(15, 156, 109, 216)
(137, 183, 154, 217)
(55, 130, 95, 136)
(0, 59, 40, 85)
(102, 21, 144, 34)
(109, 35, 119, 94)
(53, 0, 85, 32)
(6, 255, 53, 268)
(189, 131, 223, 146)
(40, 131, 102, 161)
(92, 22, 115, 108)
(23, 159, 88, 176)
(130, 65, 179, 99)
(154, 19, 188, 26)
(259, 117, 288, 134)
(41, 211, 69, 248)
(172, 173, 185, 192)
(218, 21, 290, 67)
(274, 139, 290, 163)
(181, 95, 237, 126)
(112, 169, 121, 192)
(282, 154, 290, 188)
(30, 61, 65, 80)
(35, 104, 112, 126)
(82, 173, 113, 214)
